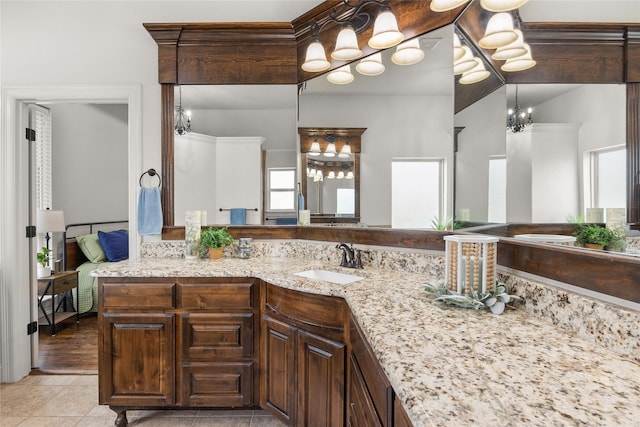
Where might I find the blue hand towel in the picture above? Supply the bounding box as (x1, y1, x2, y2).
(230, 208, 246, 225)
(137, 187, 163, 235)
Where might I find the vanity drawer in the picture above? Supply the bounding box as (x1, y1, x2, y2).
(178, 281, 255, 310)
(177, 312, 254, 359)
(101, 280, 176, 309)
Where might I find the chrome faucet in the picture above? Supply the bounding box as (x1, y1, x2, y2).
(336, 243, 363, 269)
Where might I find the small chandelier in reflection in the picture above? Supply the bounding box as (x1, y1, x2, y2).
(507, 85, 533, 133)
(174, 86, 191, 136)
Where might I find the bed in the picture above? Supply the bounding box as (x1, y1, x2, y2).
(62, 220, 128, 314)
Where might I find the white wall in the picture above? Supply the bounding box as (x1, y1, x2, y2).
(299, 94, 454, 227)
(454, 88, 507, 222)
(51, 104, 128, 225)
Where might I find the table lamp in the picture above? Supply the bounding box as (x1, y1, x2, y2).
(36, 209, 66, 273)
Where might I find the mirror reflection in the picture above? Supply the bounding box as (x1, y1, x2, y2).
(174, 85, 298, 226)
(454, 83, 626, 225)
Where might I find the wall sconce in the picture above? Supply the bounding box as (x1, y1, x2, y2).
(327, 64, 355, 84)
(479, 12, 518, 49)
(481, 0, 529, 12)
(356, 52, 385, 76)
(301, 0, 403, 73)
(501, 43, 536, 72)
(338, 142, 352, 158)
(458, 58, 491, 84)
(391, 38, 425, 66)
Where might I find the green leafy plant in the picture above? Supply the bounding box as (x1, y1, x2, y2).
(431, 215, 453, 231)
(199, 227, 234, 256)
(566, 214, 585, 224)
(424, 280, 521, 315)
(572, 224, 618, 248)
(36, 247, 51, 268)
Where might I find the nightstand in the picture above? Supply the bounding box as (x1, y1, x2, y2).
(37, 270, 79, 335)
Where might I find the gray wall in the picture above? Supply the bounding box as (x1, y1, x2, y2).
(51, 104, 128, 225)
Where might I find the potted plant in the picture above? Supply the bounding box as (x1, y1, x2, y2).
(199, 226, 234, 259)
(37, 247, 51, 277)
(572, 224, 618, 250)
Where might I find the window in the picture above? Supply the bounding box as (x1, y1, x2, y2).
(391, 158, 444, 228)
(31, 105, 52, 211)
(336, 188, 355, 215)
(591, 147, 626, 212)
(267, 168, 296, 211)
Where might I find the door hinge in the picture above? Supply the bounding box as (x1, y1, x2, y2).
(27, 321, 38, 335)
(25, 128, 36, 142)
(26, 225, 36, 238)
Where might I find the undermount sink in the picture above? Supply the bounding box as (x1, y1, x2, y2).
(293, 269, 364, 285)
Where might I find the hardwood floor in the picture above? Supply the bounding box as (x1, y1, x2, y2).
(34, 313, 98, 374)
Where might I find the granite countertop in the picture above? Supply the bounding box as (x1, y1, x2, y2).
(94, 257, 640, 426)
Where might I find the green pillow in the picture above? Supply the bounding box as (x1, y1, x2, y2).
(76, 234, 107, 263)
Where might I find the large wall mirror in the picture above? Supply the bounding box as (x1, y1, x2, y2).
(174, 85, 298, 225)
(454, 83, 627, 226)
(298, 25, 455, 228)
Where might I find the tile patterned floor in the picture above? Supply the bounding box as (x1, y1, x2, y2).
(0, 375, 285, 427)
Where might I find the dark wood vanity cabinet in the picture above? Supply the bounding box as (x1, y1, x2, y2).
(98, 277, 259, 426)
(261, 283, 348, 427)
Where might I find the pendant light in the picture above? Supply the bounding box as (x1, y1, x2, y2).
(479, 12, 518, 49)
(302, 37, 330, 72)
(332, 24, 362, 61)
(491, 29, 527, 61)
(480, 0, 529, 12)
(501, 43, 536, 72)
(430, 0, 471, 12)
(391, 38, 425, 66)
(327, 64, 355, 85)
(459, 58, 491, 84)
(356, 52, 385, 76)
(368, 6, 404, 49)
(174, 86, 192, 136)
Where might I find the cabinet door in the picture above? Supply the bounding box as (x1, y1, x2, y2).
(261, 315, 296, 425)
(100, 313, 174, 406)
(296, 329, 345, 427)
(348, 354, 383, 427)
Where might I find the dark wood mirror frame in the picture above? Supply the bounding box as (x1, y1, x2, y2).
(145, 1, 640, 304)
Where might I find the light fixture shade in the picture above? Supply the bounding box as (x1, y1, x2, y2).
(302, 39, 331, 72)
(327, 64, 354, 85)
(346, 171, 354, 179)
(501, 43, 536, 72)
(337, 171, 345, 179)
(308, 168, 316, 177)
(332, 25, 362, 61)
(391, 38, 425, 66)
(480, 0, 529, 12)
(491, 29, 527, 60)
(478, 12, 518, 49)
(37, 210, 66, 233)
(430, 0, 471, 12)
(453, 46, 477, 75)
(356, 53, 385, 76)
(368, 6, 404, 50)
(327, 171, 336, 179)
(338, 143, 352, 158)
(458, 58, 491, 84)
(308, 141, 321, 156)
(324, 142, 337, 157)
(453, 33, 465, 62)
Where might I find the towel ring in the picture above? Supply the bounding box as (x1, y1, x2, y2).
(139, 168, 162, 187)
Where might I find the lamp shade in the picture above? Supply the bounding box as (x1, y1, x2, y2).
(302, 38, 331, 72)
(430, 0, 471, 12)
(453, 46, 477, 75)
(491, 29, 527, 60)
(309, 141, 321, 156)
(480, 0, 529, 12)
(478, 12, 518, 49)
(453, 33, 465, 62)
(458, 58, 491, 84)
(327, 64, 355, 85)
(356, 52, 385, 76)
(368, 6, 404, 49)
(501, 43, 536, 72)
(391, 38, 425, 66)
(37, 210, 66, 233)
(332, 25, 362, 61)
(338, 143, 352, 158)
(324, 142, 337, 157)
